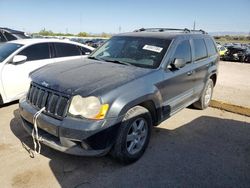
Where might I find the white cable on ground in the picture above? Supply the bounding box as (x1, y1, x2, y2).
(31, 107, 46, 156)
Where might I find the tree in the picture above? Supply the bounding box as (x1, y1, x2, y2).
(77, 32, 88, 37)
(38, 29, 54, 36)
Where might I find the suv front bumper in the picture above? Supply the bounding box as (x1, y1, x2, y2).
(19, 99, 121, 156)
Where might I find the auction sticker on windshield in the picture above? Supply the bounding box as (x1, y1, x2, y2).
(143, 45, 163, 53)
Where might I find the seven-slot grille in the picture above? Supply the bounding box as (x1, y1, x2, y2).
(27, 82, 70, 119)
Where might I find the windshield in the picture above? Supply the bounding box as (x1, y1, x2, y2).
(90, 36, 171, 69)
(0, 43, 23, 62)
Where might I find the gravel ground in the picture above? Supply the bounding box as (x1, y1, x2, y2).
(213, 61, 250, 108)
(0, 103, 250, 188)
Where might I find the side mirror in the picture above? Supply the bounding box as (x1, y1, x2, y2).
(12, 55, 27, 64)
(171, 58, 186, 69)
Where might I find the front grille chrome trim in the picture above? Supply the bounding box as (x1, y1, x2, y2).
(26, 82, 71, 120)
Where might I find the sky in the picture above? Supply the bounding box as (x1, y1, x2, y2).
(0, 0, 250, 34)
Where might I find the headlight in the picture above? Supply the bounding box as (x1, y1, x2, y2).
(69, 95, 109, 120)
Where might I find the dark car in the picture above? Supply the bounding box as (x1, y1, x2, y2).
(19, 28, 219, 163)
(0, 27, 30, 43)
(222, 46, 249, 62)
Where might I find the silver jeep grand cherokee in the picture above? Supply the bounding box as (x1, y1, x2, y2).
(19, 28, 219, 163)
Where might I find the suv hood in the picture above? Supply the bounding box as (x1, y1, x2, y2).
(31, 59, 151, 96)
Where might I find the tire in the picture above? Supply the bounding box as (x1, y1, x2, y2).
(110, 106, 152, 164)
(239, 56, 245, 63)
(193, 79, 214, 110)
(0, 95, 3, 105)
(245, 56, 250, 63)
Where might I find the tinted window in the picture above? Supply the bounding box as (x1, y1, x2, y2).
(79, 46, 92, 55)
(172, 40, 191, 63)
(0, 43, 23, 62)
(90, 36, 171, 69)
(205, 38, 217, 56)
(54, 43, 81, 57)
(0, 32, 7, 42)
(4, 32, 17, 41)
(193, 39, 207, 61)
(18, 43, 50, 61)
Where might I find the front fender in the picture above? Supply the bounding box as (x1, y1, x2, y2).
(106, 83, 163, 121)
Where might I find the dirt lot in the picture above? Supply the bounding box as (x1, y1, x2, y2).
(1, 103, 250, 188)
(213, 61, 250, 108)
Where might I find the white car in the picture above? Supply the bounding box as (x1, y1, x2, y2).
(0, 39, 94, 104)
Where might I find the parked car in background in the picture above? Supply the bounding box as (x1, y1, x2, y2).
(19, 28, 218, 163)
(217, 45, 227, 58)
(0, 39, 94, 104)
(70, 38, 88, 45)
(69, 38, 107, 48)
(224, 43, 233, 48)
(0, 27, 30, 43)
(222, 46, 249, 62)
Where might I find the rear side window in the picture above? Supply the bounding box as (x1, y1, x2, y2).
(18, 43, 50, 61)
(205, 38, 217, 56)
(4, 32, 17, 41)
(54, 43, 81, 57)
(172, 40, 191, 63)
(193, 39, 207, 61)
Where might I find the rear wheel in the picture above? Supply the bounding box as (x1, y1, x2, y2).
(193, 79, 214, 110)
(111, 106, 152, 164)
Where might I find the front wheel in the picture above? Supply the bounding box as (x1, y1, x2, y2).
(0, 95, 3, 106)
(110, 106, 152, 164)
(193, 79, 214, 110)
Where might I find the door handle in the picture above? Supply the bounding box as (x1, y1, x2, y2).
(187, 71, 193, 76)
(206, 63, 212, 67)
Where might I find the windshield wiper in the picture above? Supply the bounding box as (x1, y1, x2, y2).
(102, 59, 135, 67)
(89, 56, 135, 67)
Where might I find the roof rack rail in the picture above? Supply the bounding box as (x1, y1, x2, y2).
(133, 28, 207, 34)
(190, 29, 207, 34)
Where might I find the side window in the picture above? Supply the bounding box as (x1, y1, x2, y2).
(0, 32, 7, 42)
(18, 43, 50, 61)
(79, 46, 92, 55)
(54, 43, 81, 57)
(205, 38, 217, 56)
(172, 40, 191, 63)
(4, 32, 17, 41)
(193, 39, 207, 61)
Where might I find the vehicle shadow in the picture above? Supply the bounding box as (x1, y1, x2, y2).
(10, 109, 250, 188)
(0, 100, 18, 108)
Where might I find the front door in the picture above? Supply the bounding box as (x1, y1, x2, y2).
(159, 39, 196, 116)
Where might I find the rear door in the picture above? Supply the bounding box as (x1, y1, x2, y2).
(191, 38, 217, 98)
(52, 42, 83, 63)
(2, 43, 54, 101)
